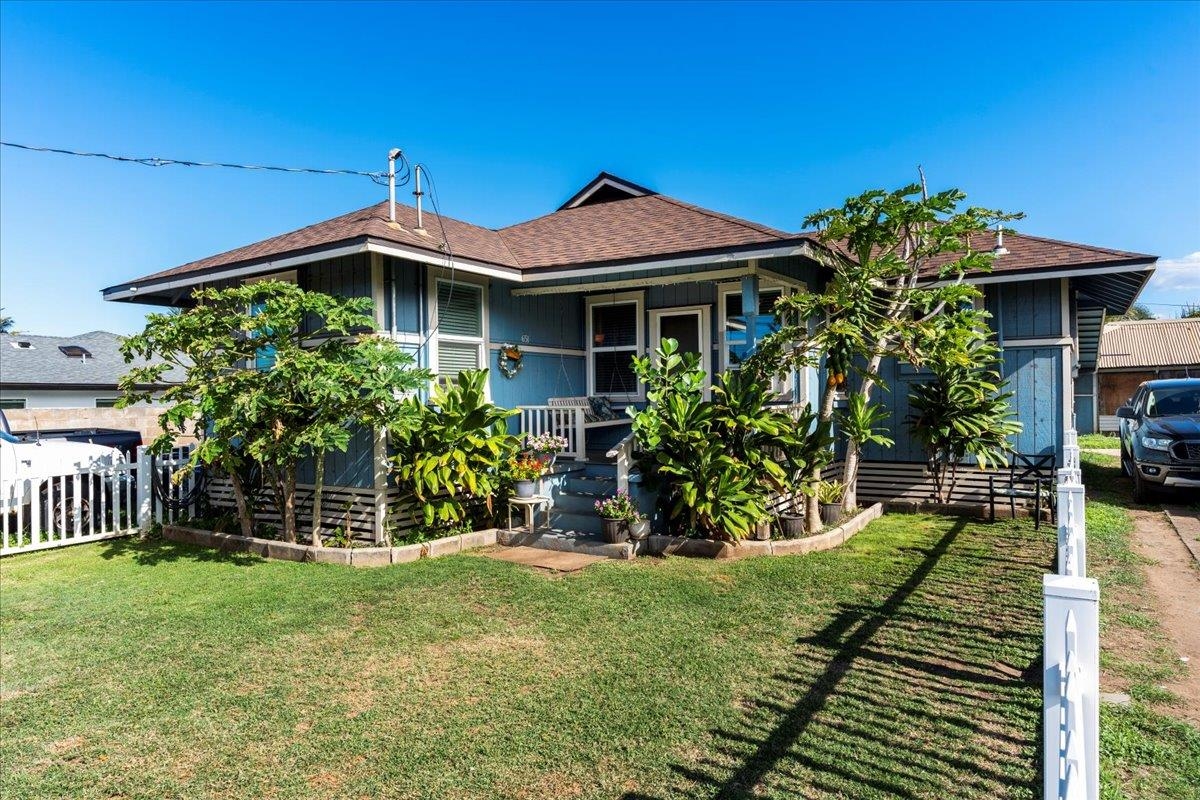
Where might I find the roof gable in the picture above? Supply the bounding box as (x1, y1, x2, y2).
(558, 172, 656, 210)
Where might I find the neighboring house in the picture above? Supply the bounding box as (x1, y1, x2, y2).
(101, 171, 1157, 535)
(0, 331, 173, 409)
(1094, 318, 1200, 432)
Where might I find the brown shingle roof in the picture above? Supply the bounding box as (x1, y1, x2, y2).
(111, 173, 1157, 291)
(130, 201, 520, 284)
(498, 194, 799, 270)
(1098, 318, 1200, 370)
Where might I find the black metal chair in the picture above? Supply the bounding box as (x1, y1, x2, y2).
(988, 453, 1056, 529)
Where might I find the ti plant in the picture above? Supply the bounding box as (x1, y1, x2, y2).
(906, 317, 1022, 503)
(388, 370, 519, 535)
(629, 339, 831, 541)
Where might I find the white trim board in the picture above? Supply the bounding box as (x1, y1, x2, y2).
(650, 305, 713, 398)
(585, 291, 645, 402)
(487, 343, 585, 357)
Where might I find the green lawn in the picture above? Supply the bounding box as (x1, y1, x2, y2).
(1079, 433, 1120, 450)
(1079, 451, 1200, 799)
(2, 514, 1055, 799)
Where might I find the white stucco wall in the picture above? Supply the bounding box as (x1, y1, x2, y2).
(0, 389, 160, 409)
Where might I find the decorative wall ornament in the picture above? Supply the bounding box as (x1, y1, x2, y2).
(498, 343, 524, 378)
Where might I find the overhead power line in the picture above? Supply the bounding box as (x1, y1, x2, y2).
(0, 141, 403, 186)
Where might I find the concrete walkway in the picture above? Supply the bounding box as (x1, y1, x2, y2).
(484, 545, 607, 572)
(1164, 505, 1200, 565)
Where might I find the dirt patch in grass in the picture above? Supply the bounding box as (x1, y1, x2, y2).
(1129, 508, 1200, 724)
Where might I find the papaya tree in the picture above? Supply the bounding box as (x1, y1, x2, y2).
(749, 174, 1022, 523)
(119, 281, 429, 543)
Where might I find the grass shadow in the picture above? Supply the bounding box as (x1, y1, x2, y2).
(96, 536, 264, 567)
(624, 515, 1048, 799)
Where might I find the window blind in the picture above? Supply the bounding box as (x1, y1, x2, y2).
(437, 283, 482, 338)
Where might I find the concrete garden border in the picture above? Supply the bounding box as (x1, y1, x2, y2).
(162, 525, 498, 567)
(643, 502, 884, 560)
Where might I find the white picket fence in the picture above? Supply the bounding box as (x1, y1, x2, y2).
(0, 445, 197, 556)
(1044, 429, 1099, 800)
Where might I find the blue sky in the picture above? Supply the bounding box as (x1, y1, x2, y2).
(1, 0, 1197, 334)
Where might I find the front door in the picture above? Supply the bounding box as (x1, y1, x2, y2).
(650, 306, 711, 396)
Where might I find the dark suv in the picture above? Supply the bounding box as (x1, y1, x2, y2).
(1116, 378, 1200, 501)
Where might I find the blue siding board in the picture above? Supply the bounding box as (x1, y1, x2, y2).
(493, 352, 587, 418)
(1002, 346, 1062, 459)
(985, 280, 1061, 340)
(297, 424, 375, 489)
(490, 282, 584, 350)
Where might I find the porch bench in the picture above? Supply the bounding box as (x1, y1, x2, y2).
(518, 396, 631, 461)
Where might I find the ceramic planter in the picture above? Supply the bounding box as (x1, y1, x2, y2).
(778, 514, 805, 539)
(628, 518, 651, 541)
(515, 480, 536, 499)
(601, 518, 629, 543)
(819, 503, 843, 527)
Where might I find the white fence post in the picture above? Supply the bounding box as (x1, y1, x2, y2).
(1044, 574, 1100, 800)
(1056, 473, 1086, 578)
(136, 446, 153, 532)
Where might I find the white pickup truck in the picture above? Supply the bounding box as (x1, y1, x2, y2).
(0, 409, 129, 525)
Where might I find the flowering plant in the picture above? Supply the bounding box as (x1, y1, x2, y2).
(508, 455, 546, 482)
(594, 490, 644, 521)
(526, 432, 569, 455)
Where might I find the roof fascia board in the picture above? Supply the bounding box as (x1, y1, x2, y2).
(364, 239, 523, 281)
(512, 260, 810, 297)
(103, 238, 522, 302)
(928, 260, 1157, 287)
(519, 242, 816, 285)
(512, 265, 757, 297)
(103, 241, 372, 301)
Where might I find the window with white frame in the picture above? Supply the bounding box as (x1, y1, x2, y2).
(587, 292, 643, 400)
(434, 280, 485, 383)
(720, 285, 801, 399)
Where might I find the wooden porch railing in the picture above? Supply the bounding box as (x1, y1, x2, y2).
(517, 406, 585, 460)
(605, 431, 637, 494)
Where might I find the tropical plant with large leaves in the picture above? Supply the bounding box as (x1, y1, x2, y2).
(388, 370, 519, 536)
(630, 339, 832, 540)
(906, 320, 1022, 503)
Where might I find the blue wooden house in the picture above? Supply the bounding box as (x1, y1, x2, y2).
(103, 172, 1156, 537)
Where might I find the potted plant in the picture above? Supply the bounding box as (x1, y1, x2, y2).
(752, 514, 773, 541)
(526, 432, 568, 470)
(778, 503, 806, 538)
(817, 480, 845, 526)
(594, 491, 644, 544)
(509, 455, 545, 499)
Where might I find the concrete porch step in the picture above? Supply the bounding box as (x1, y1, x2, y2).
(497, 527, 634, 560)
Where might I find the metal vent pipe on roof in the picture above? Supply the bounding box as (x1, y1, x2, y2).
(387, 148, 401, 223)
(413, 164, 425, 232)
(992, 224, 1009, 256)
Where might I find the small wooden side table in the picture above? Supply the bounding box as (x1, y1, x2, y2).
(507, 495, 552, 533)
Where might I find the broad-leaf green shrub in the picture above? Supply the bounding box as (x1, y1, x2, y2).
(906, 326, 1022, 503)
(630, 339, 832, 540)
(389, 370, 519, 536)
